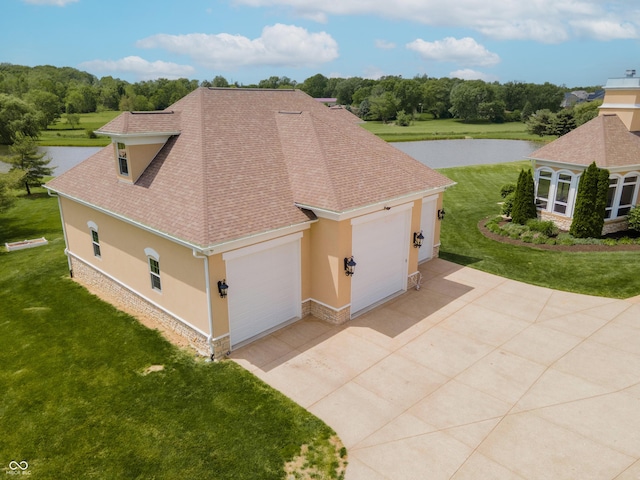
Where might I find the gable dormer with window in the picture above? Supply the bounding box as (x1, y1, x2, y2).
(95, 111, 181, 184)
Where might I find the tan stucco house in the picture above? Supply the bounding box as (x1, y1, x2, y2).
(46, 88, 454, 359)
(529, 71, 640, 234)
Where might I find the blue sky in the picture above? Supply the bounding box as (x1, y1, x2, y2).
(3, 0, 640, 87)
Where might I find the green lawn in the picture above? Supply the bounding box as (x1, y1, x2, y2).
(361, 118, 556, 143)
(0, 189, 341, 479)
(39, 111, 120, 146)
(438, 161, 640, 299)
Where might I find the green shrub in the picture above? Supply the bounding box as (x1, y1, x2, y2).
(603, 238, 617, 246)
(557, 233, 575, 245)
(628, 206, 640, 232)
(533, 234, 549, 244)
(511, 169, 537, 225)
(395, 110, 412, 126)
(618, 236, 634, 245)
(500, 183, 516, 198)
(521, 233, 534, 243)
(570, 162, 609, 238)
(86, 129, 97, 139)
(487, 222, 501, 234)
(545, 238, 557, 245)
(526, 219, 559, 237)
(501, 194, 514, 216)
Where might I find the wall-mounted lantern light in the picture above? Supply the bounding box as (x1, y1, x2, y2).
(437, 208, 446, 220)
(413, 230, 424, 248)
(344, 256, 356, 276)
(217, 279, 228, 298)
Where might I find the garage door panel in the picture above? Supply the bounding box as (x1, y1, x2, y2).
(351, 209, 409, 314)
(226, 237, 301, 346)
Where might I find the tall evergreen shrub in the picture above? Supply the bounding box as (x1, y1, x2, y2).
(570, 162, 610, 238)
(511, 169, 537, 224)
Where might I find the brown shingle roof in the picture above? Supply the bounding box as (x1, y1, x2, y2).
(529, 114, 640, 168)
(48, 88, 453, 248)
(96, 111, 181, 135)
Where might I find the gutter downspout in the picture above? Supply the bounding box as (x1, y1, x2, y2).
(48, 189, 73, 277)
(193, 249, 215, 359)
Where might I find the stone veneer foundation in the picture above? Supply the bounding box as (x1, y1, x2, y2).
(69, 255, 230, 360)
(68, 254, 439, 357)
(540, 211, 630, 235)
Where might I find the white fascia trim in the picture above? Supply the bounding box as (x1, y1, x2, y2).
(530, 159, 588, 171)
(46, 188, 203, 252)
(531, 159, 640, 175)
(303, 297, 351, 312)
(68, 251, 209, 338)
(207, 221, 312, 256)
(599, 103, 640, 110)
(45, 187, 314, 257)
(297, 186, 452, 222)
(98, 133, 180, 145)
(350, 201, 413, 226)
(222, 232, 302, 261)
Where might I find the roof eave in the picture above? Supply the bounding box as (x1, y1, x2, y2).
(297, 184, 455, 221)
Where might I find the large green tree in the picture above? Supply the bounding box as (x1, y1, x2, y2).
(4, 136, 54, 194)
(570, 162, 609, 238)
(0, 170, 24, 212)
(0, 94, 42, 144)
(449, 80, 495, 121)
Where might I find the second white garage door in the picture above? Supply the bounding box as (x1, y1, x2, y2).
(223, 233, 302, 347)
(351, 206, 411, 315)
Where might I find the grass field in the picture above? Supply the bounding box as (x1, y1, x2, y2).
(361, 118, 556, 143)
(39, 111, 120, 146)
(439, 161, 640, 299)
(0, 188, 342, 479)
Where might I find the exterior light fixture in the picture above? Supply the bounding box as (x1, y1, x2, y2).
(437, 208, 446, 220)
(413, 230, 424, 248)
(217, 279, 228, 298)
(344, 256, 356, 276)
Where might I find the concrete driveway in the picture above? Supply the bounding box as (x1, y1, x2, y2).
(231, 259, 640, 479)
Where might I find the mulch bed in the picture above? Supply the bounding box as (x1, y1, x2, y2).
(478, 219, 640, 252)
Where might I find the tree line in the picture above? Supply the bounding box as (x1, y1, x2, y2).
(0, 63, 605, 145)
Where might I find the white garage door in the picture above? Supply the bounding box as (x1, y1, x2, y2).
(418, 196, 437, 263)
(351, 206, 411, 315)
(223, 233, 302, 347)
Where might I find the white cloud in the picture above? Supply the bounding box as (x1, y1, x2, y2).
(449, 69, 499, 82)
(231, 0, 640, 43)
(375, 39, 396, 50)
(407, 37, 500, 67)
(79, 56, 196, 80)
(23, 0, 78, 5)
(136, 24, 338, 69)
(363, 66, 386, 80)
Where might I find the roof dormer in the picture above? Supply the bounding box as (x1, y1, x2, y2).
(96, 111, 181, 183)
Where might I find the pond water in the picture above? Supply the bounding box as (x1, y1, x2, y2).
(0, 139, 541, 176)
(0, 145, 102, 175)
(392, 139, 541, 169)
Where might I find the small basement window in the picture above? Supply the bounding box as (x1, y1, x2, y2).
(117, 142, 129, 176)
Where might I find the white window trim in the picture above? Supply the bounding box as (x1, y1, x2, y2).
(607, 172, 640, 220)
(144, 247, 162, 292)
(116, 142, 129, 177)
(87, 221, 101, 258)
(535, 168, 578, 218)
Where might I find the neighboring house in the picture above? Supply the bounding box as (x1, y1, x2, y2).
(529, 71, 640, 234)
(46, 88, 454, 359)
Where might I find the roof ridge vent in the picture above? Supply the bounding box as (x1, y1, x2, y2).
(278, 111, 303, 115)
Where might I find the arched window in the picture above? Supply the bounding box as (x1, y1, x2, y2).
(87, 221, 100, 258)
(144, 248, 161, 292)
(606, 173, 640, 219)
(535, 168, 577, 217)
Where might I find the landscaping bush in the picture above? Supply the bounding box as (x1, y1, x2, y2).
(511, 169, 536, 225)
(526, 219, 559, 237)
(501, 194, 514, 216)
(628, 206, 640, 232)
(395, 110, 412, 126)
(570, 162, 609, 238)
(500, 183, 516, 198)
